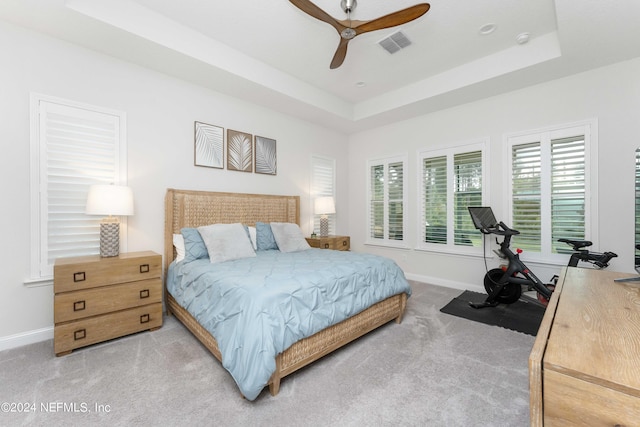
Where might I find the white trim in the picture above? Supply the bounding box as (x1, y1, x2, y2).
(404, 272, 484, 294)
(0, 327, 53, 352)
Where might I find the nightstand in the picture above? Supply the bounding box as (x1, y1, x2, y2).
(53, 251, 162, 356)
(306, 235, 350, 251)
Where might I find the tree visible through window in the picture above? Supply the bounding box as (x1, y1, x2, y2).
(367, 155, 407, 245)
(419, 143, 486, 251)
(508, 122, 593, 260)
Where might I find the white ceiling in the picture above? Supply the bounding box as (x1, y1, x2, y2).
(2, 0, 640, 133)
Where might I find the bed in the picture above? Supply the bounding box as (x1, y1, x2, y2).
(164, 188, 411, 400)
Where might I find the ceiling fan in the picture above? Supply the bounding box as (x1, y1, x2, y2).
(289, 0, 431, 69)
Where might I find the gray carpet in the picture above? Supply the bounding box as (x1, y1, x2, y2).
(0, 282, 534, 426)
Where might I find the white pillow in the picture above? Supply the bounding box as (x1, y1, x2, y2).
(173, 233, 185, 262)
(270, 222, 311, 253)
(197, 223, 256, 264)
(248, 226, 257, 250)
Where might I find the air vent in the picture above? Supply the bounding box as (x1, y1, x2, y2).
(378, 31, 412, 54)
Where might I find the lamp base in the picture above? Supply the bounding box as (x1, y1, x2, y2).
(320, 216, 329, 237)
(100, 220, 120, 257)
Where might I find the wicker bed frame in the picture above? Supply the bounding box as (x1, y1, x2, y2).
(164, 188, 408, 397)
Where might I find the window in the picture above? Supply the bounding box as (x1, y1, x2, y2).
(310, 155, 336, 235)
(29, 94, 126, 283)
(366, 155, 407, 246)
(418, 141, 487, 252)
(507, 121, 596, 261)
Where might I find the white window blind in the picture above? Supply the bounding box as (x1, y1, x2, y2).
(311, 155, 336, 235)
(454, 151, 482, 246)
(422, 155, 447, 243)
(367, 155, 407, 245)
(508, 121, 594, 261)
(30, 95, 126, 281)
(419, 142, 486, 252)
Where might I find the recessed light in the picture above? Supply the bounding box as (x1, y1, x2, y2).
(479, 23, 497, 35)
(356, 81, 366, 87)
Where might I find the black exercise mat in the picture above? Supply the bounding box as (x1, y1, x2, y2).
(440, 290, 545, 336)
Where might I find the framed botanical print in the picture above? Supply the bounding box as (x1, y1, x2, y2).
(194, 121, 224, 169)
(227, 129, 253, 172)
(255, 136, 277, 175)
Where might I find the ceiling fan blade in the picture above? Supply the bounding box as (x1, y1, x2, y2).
(289, 0, 346, 34)
(330, 38, 350, 69)
(354, 3, 430, 35)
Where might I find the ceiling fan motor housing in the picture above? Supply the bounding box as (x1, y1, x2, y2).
(341, 0, 357, 13)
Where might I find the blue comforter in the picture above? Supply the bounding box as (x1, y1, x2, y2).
(167, 248, 411, 400)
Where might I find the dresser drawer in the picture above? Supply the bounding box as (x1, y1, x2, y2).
(54, 278, 162, 323)
(54, 302, 162, 355)
(333, 236, 350, 251)
(54, 251, 161, 292)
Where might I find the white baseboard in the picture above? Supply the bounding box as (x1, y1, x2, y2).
(405, 272, 485, 294)
(0, 326, 53, 353)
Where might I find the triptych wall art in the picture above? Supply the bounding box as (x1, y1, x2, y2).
(194, 121, 277, 175)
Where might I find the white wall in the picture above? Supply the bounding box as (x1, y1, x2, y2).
(0, 21, 349, 346)
(348, 58, 640, 291)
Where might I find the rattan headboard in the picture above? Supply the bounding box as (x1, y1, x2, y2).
(164, 188, 300, 274)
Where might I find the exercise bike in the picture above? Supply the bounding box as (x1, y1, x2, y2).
(467, 207, 617, 309)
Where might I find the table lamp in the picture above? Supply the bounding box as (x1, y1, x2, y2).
(314, 196, 335, 237)
(85, 184, 134, 257)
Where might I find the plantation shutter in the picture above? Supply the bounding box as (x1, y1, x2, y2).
(550, 136, 585, 253)
(454, 151, 482, 246)
(387, 161, 404, 240)
(311, 156, 335, 235)
(370, 164, 385, 239)
(511, 142, 542, 251)
(423, 156, 447, 244)
(367, 156, 406, 244)
(37, 100, 122, 277)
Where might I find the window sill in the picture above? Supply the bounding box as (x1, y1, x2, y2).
(23, 277, 53, 288)
(364, 241, 410, 250)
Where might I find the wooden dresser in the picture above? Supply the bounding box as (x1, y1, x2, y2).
(54, 251, 163, 356)
(529, 267, 640, 426)
(306, 235, 350, 251)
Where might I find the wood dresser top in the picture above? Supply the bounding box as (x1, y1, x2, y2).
(544, 267, 640, 396)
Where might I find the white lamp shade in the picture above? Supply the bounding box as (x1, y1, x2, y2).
(85, 185, 134, 216)
(314, 196, 336, 215)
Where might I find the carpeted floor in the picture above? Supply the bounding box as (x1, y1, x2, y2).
(0, 281, 534, 427)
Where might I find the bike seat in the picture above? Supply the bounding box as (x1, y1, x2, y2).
(558, 238, 592, 250)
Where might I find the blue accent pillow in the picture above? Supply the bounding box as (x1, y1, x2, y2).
(255, 222, 278, 251)
(181, 227, 209, 262)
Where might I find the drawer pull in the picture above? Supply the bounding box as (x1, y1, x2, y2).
(139, 289, 150, 299)
(324, 243, 330, 249)
(73, 300, 86, 311)
(74, 329, 86, 341)
(342, 240, 347, 246)
(139, 264, 150, 273)
(73, 272, 86, 282)
(140, 314, 150, 324)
